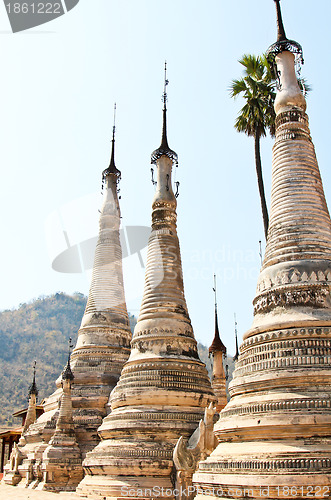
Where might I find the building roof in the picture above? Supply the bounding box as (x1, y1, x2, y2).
(12, 405, 44, 418)
(0, 427, 22, 439)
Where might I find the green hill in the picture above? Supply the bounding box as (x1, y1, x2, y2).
(0, 293, 234, 426)
(0, 293, 86, 425)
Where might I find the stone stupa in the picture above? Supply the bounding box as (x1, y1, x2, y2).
(77, 64, 215, 499)
(3, 363, 39, 486)
(37, 349, 84, 491)
(193, 2, 331, 499)
(3, 110, 132, 488)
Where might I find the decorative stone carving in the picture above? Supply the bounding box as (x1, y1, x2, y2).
(253, 284, 329, 314)
(173, 404, 217, 500)
(3, 444, 23, 486)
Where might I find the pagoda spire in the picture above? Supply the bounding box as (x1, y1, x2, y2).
(62, 337, 74, 383)
(266, 0, 304, 111)
(151, 61, 178, 166)
(28, 360, 38, 400)
(103, 103, 121, 182)
(78, 65, 215, 499)
(209, 275, 227, 412)
(193, 4, 331, 498)
(209, 275, 226, 356)
(274, 0, 287, 41)
(267, 0, 303, 58)
(21, 361, 38, 436)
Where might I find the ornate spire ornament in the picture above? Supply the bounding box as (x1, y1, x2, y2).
(266, 0, 303, 66)
(193, 4, 331, 499)
(62, 338, 74, 383)
(78, 65, 215, 499)
(102, 103, 121, 184)
(275, 0, 286, 41)
(209, 275, 227, 356)
(20, 361, 38, 437)
(209, 275, 227, 412)
(151, 61, 178, 166)
(266, 0, 304, 91)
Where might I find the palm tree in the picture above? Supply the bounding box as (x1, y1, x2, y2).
(230, 54, 276, 240)
(230, 54, 311, 241)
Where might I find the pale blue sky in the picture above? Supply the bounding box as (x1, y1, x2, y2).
(0, 0, 330, 354)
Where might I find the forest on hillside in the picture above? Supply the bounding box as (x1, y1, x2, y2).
(0, 293, 234, 426)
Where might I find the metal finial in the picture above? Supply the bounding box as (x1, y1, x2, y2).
(151, 62, 178, 166)
(213, 273, 217, 309)
(233, 314, 239, 362)
(274, 0, 287, 42)
(110, 102, 117, 167)
(113, 102, 117, 134)
(266, 0, 303, 68)
(163, 61, 169, 109)
(102, 103, 121, 184)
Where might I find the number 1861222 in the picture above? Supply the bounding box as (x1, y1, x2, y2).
(6, 3, 62, 14)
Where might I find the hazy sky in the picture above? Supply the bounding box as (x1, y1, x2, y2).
(0, 0, 330, 354)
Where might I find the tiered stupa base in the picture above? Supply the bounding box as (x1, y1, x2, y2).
(78, 353, 214, 499)
(193, 325, 331, 500)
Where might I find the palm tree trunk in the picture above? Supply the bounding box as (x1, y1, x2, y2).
(254, 130, 269, 240)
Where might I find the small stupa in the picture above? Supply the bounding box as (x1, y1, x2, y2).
(77, 64, 215, 499)
(37, 345, 84, 491)
(193, 2, 331, 498)
(3, 363, 38, 486)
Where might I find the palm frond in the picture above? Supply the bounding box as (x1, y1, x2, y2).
(229, 78, 248, 98)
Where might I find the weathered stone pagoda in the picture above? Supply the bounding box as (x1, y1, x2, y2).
(77, 65, 215, 499)
(3, 115, 132, 488)
(193, 2, 331, 498)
